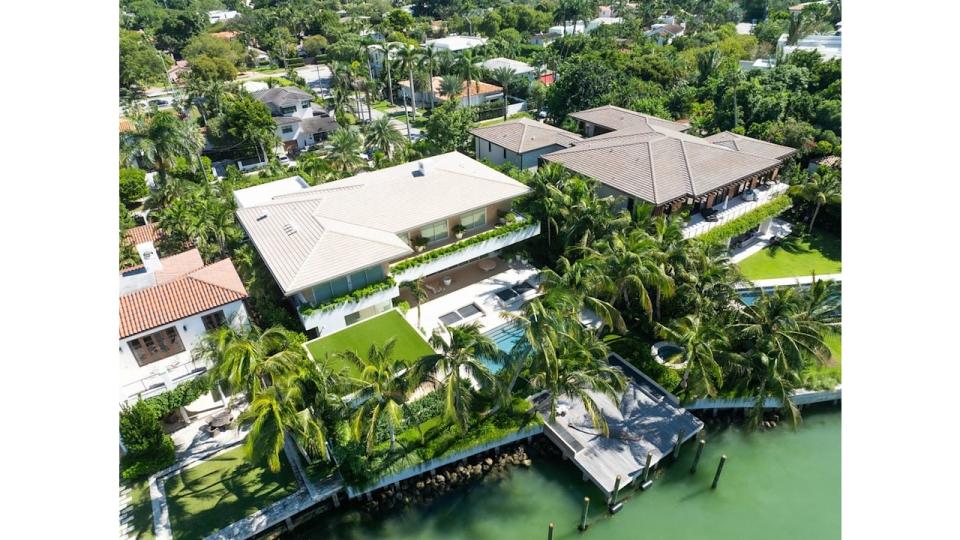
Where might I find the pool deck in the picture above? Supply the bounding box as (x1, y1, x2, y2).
(537, 353, 704, 501)
(402, 261, 541, 337)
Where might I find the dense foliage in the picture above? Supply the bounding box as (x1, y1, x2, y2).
(119, 400, 176, 480)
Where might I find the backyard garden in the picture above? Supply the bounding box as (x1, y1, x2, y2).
(737, 229, 842, 280)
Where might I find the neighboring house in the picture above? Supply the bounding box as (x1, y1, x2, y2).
(398, 77, 503, 107)
(586, 17, 623, 33)
(778, 33, 841, 61)
(119, 245, 249, 406)
(123, 223, 163, 249)
(424, 35, 487, 52)
(167, 60, 189, 83)
(645, 22, 686, 44)
(529, 32, 559, 46)
(252, 87, 340, 154)
(541, 107, 797, 217)
(549, 22, 586, 36)
(368, 42, 400, 76)
(471, 118, 582, 170)
(248, 46, 271, 65)
(740, 58, 776, 71)
(208, 10, 240, 24)
(360, 28, 385, 42)
(234, 152, 539, 336)
(567, 104, 691, 136)
(598, 3, 637, 17)
(480, 58, 537, 82)
(789, 0, 830, 12)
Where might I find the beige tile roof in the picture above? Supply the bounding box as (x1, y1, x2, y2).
(470, 118, 582, 154)
(703, 131, 797, 160)
(235, 152, 530, 295)
(542, 130, 780, 205)
(568, 105, 690, 133)
(119, 252, 248, 338)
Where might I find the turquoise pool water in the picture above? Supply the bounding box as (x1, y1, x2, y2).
(738, 283, 842, 306)
(480, 322, 526, 373)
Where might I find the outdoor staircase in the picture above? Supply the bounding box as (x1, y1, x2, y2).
(119, 484, 136, 540)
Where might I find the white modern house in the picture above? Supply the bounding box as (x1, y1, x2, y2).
(424, 35, 487, 52)
(471, 118, 582, 170)
(234, 152, 540, 336)
(549, 22, 586, 36)
(586, 17, 623, 32)
(645, 21, 686, 44)
(480, 58, 537, 82)
(778, 33, 842, 61)
(119, 245, 249, 407)
(208, 10, 240, 24)
(253, 87, 340, 154)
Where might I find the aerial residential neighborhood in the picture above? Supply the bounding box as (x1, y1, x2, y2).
(109, 1, 852, 539)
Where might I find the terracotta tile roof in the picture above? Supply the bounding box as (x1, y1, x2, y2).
(399, 77, 503, 100)
(119, 118, 134, 133)
(119, 253, 248, 338)
(124, 223, 162, 246)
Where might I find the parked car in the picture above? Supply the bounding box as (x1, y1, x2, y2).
(277, 155, 291, 165)
(742, 188, 757, 201)
(147, 99, 169, 107)
(701, 207, 719, 222)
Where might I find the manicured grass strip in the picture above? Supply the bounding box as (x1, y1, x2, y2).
(304, 310, 434, 377)
(737, 230, 841, 280)
(123, 480, 155, 540)
(824, 331, 841, 362)
(164, 446, 299, 540)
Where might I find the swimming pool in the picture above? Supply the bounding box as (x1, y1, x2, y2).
(480, 322, 527, 373)
(738, 283, 842, 306)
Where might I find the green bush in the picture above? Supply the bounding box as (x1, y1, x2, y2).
(697, 195, 793, 246)
(119, 167, 148, 205)
(299, 277, 396, 315)
(120, 400, 176, 480)
(390, 220, 531, 274)
(142, 375, 211, 419)
(121, 436, 175, 481)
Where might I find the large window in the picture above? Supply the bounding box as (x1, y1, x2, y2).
(301, 100, 311, 109)
(280, 106, 297, 115)
(127, 327, 185, 367)
(420, 220, 449, 243)
(201, 310, 227, 331)
(460, 208, 486, 231)
(311, 266, 385, 303)
(281, 126, 293, 134)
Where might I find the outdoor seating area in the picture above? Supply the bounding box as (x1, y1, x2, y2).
(682, 182, 790, 238)
(404, 257, 512, 303)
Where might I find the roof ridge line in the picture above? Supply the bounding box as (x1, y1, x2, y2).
(678, 139, 696, 196)
(647, 140, 658, 203)
(185, 259, 247, 296)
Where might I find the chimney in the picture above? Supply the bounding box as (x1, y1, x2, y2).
(136, 241, 163, 274)
(418, 160, 430, 176)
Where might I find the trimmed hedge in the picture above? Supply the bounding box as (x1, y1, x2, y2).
(391, 221, 531, 274)
(697, 195, 793, 246)
(299, 277, 396, 315)
(142, 375, 212, 419)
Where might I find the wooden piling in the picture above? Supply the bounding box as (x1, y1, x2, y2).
(548, 522, 555, 540)
(673, 429, 686, 459)
(611, 475, 622, 506)
(642, 451, 653, 482)
(711, 454, 727, 489)
(578, 497, 590, 531)
(690, 439, 705, 474)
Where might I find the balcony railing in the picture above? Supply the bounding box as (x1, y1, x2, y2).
(682, 183, 791, 239)
(120, 358, 209, 406)
(390, 217, 541, 284)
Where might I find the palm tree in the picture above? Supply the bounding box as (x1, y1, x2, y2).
(438, 74, 463, 101)
(436, 50, 457, 77)
(363, 116, 406, 161)
(337, 338, 414, 452)
(400, 278, 428, 329)
(383, 43, 398, 105)
(787, 10, 809, 45)
(489, 66, 516, 121)
(696, 48, 724, 85)
(591, 229, 675, 323)
(203, 326, 306, 398)
(238, 383, 329, 472)
(120, 110, 203, 181)
(420, 46, 439, 109)
(397, 44, 421, 119)
(410, 323, 499, 433)
(326, 127, 366, 175)
(297, 152, 337, 184)
(656, 315, 728, 401)
(457, 49, 481, 107)
(794, 168, 841, 232)
(539, 256, 625, 332)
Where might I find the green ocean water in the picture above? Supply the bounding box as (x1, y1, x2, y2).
(289, 407, 840, 540)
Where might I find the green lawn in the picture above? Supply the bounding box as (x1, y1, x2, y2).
(737, 229, 841, 280)
(164, 446, 299, 540)
(304, 310, 434, 377)
(122, 480, 155, 540)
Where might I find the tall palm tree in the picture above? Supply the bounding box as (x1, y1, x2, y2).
(590, 229, 675, 323)
(489, 66, 516, 121)
(383, 43, 398, 105)
(326, 127, 366, 175)
(411, 323, 499, 433)
(363, 115, 407, 160)
(696, 48, 724, 85)
(397, 44, 421, 119)
(203, 326, 306, 398)
(436, 50, 457, 77)
(400, 278, 428, 329)
(787, 10, 809, 45)
(539, 256, 625, 333)
(438, 74, 463, 101)
(337, 338, 414, 452)
(457, 49, 481, 107)
(120, 110, 203, 181)
(794, 168, 841, 232)
(419, 45, 439, 109)
(656, 315, 728, 401)
(297, 152, 337, 184)
(238, 383, 329, 473)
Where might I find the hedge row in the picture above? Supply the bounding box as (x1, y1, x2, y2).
(391, 221, 531, 274)
(299, 277, 396, 315)
(142, 375, 212, 419)
(697, 195, 793, 246)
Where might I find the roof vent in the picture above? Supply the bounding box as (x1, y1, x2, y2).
(283, 222, 299, 236)
(257, 209, 270, 221)
(414, 160, 430, 177)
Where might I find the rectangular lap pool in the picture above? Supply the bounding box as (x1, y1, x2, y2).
(480, 322, 527, 374)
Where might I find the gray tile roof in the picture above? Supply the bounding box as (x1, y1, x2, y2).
(301, 115, 340, 134)
(542, 129, 780, 205)
(252, 87, 314, 108)
(470, 118, 582, 154)
(703, 131, 798, 160)
(235, 152, 530, 294)
(568, 105, 690, 133)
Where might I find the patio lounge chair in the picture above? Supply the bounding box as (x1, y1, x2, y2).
(424, 282, 441, 295)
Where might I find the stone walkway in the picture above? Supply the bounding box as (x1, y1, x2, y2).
(728, 219, 792, 263)
(119, 484, 135, 539)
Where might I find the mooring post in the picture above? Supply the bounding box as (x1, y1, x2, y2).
(673, 429, 686, 459)
(548, 522, 555, 540)
(578, 497, 590, 531)
(690, 439, 705, 474)
(711, 454, 727, 489)
(642, 451, 653, 482)
(611, 475, 622, 506)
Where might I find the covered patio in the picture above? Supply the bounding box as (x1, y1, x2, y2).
(682, 182, 790, 239)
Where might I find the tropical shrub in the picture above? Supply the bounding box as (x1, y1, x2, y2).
(119, 167, 148, 205)
(299, 277, 397, 315)
(141, 375, 211, 419)
(119, 400, 176, 480)
(390, 220, 531, 274)
(697, 195, 793, 246)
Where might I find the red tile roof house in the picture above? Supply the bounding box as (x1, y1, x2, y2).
(118, 243, 249, 408)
